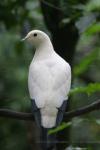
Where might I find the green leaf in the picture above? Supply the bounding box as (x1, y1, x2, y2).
(86, 0, 100, 12)
(59, 18, 71, 27)
(69, 83, 100, 96)
(85, 23, 100, 35)
(95, 119, 100, 125)
(74, 48, 99, 76)
(48, 122, 71, 135)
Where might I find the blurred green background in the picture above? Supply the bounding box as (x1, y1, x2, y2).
(0, 0, 100, 150)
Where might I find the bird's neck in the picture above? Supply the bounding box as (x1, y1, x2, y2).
(33, 40, 54, 61)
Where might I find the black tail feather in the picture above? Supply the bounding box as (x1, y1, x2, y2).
(40, 127, 57, 150)
(31, 99, 41, 128)
(56, 100, 67, 126)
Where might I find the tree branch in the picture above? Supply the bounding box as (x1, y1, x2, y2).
(0, 109, 33, 121)
(0, 99, 100, 121)
(65, 99, 100, 120)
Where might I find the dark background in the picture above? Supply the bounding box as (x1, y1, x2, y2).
(0, 0, 100, 150)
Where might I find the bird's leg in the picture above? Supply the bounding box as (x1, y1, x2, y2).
(40, 127, 57, 150)
(56, 100, 67, 126)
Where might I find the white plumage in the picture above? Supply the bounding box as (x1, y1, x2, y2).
(23, 30, 71, 128)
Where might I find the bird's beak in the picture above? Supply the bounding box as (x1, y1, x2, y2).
(21, 35, 29, 41)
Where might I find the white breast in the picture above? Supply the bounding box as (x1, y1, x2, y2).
(28, 54, 71, 108)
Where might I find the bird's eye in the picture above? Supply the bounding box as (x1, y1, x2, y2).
(33, 33, 37, 37)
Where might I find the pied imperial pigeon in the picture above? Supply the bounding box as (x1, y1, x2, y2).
(22, 30, 71, 150)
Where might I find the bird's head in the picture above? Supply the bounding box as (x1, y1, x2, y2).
(22, 30, 50, 48)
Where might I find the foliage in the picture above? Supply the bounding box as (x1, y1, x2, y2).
(85, 23, 100, 35)
(48, 122, 72, 135)
(70, 83, 100, 96)
(74, 48, 99, 76)
(86, 0, 100, 12)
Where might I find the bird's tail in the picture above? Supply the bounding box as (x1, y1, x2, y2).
(40, 127, 57, 150)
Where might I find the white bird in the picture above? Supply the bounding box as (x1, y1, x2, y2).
(22, 30, 71, 150)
